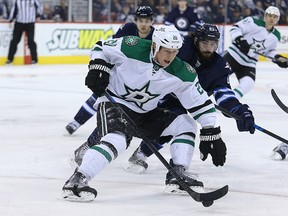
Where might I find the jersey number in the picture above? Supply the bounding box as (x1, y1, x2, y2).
(196, 82, 204, 94)
(104, 39, 117, 47)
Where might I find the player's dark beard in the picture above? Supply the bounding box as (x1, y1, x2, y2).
(196, 50, 214, 63)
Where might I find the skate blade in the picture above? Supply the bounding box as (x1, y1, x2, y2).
(270, 151, 285, 160)
(62, 189, 96, 202)
(164, 184, 205, 195)
(68, 154, 79, 170)
(124, 162, 147, 174)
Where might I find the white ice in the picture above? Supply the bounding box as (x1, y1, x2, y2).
(0, 62, 288, 216)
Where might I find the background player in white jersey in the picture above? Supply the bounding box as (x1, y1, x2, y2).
(62, 25, 227, 201)
(223, 6, 288, 99)
(222, 6, 288, 161)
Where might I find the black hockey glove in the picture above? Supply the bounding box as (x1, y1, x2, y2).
(85, 59, 113, 97)
(232, 104, 255, 134)
(235, 36, 250, 54)
(273, 54, 288, 68)
(199, 127, 227, 167)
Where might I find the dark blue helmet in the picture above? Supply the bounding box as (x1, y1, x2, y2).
(135, 6, 154, 19)
(194, 23, 220, 47)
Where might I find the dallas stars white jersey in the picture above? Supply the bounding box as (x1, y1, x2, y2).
(228, 16, 281, 68)
(92, 36, 216, 127)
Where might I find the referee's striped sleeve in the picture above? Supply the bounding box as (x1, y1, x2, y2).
(9, 0, 43, 23)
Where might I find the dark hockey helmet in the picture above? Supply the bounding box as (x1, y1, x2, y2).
(194, 23, 220, 47)
(134, 6, 154, 19)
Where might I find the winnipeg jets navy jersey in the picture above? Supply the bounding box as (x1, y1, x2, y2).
(165, 6, 201, 35)
(113, 23, 154, 40)
(176, 36, 242, 112)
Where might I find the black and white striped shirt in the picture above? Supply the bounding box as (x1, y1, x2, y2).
(9, 0, 42, 23)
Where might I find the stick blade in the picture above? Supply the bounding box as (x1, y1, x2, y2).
(198, 185, 229, 202)
(271, 89, 288, 113)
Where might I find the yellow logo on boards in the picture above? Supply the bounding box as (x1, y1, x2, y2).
(47, 28, 114, 51)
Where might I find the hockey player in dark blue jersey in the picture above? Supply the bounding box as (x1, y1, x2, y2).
(164, 0, 202, 36)
(65, 6, 155, 135)
(113, 5, 154, 39)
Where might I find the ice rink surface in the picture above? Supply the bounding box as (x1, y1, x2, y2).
(0, 62, 288, 216)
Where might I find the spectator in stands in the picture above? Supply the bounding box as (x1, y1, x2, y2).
(278, 0, 288, 24)
(262, 0, 276, 10)
(285, 10, 288, 23)
(41, 4, 53, 20)
(252, 0, 264, 19)
(92, 0, 110, 22)
(209, 0, 220, 16)
(0, 0, 8, 20)
(214, 3, 229, 24)
(242, 5, 253, 18)
(154, 5, 167, 23)
(229, 5, 243, 23)
(116, 3, 134, 22)
(194, 0, 213, 23)
(165, 0, 202, 36)
(52, 0, 68, 21)
(111, 0, 122, 16)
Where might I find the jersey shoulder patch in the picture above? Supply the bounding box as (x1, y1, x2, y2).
(165, 57, 197, 82)
(124, 36, 139, 46)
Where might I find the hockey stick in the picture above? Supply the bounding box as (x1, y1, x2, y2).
(104, 90, 228, 207)
(215, 104, 288, 144)
(271, 89, 288, 114)
(253, 51, 275, 61)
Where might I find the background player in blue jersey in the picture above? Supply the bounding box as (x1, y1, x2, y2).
(65, 6, 154, 135)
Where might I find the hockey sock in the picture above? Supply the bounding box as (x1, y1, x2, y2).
(170, 134, 195, 169)
(79, 132, 126, 180)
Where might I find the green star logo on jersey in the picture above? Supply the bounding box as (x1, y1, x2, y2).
(121, 81, 160, 110)
(251, 38, 266, 52)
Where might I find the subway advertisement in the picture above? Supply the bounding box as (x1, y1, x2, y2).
(0, 22, 288, 65)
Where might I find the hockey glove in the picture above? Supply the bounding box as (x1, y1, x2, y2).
(85, 59, 113, 97)
(235, 36, 250, 54)
(273, 54, 288, 68)
(232, 104, 255, 134)
(199, 127, 227, 167)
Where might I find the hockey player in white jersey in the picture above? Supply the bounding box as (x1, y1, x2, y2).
(61, 25, 227, 201)
(223, 6, 288, 100)
(222, 6, 288, 160)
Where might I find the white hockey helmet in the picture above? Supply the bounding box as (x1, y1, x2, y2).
(152, 25, 183, 57)
(264, 6, 280, 22)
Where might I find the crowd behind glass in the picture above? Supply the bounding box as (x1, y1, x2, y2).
(1, 0, 288, 24)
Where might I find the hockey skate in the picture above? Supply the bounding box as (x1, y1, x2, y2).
(62, 169, 97, 202)
(164, 160, 203, 195)
(125, 147, 148, 174)
(65, 120, 81, 135)
(270, 142, 288, 160)
(69, 142, 90, 168)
